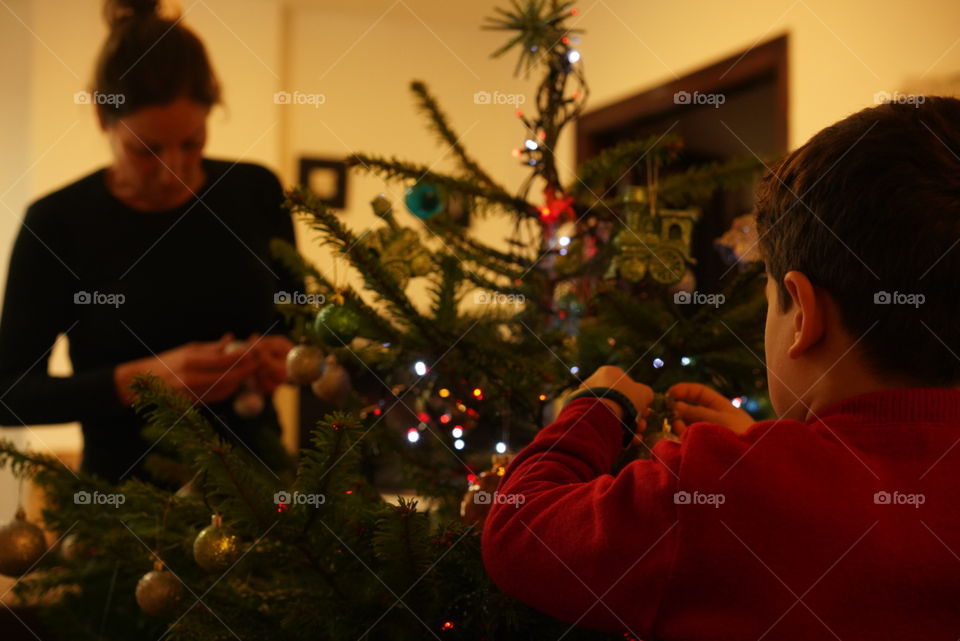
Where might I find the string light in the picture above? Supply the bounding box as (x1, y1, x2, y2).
(472, 387, 483, 400)
(558, 236, 571, 247)
(538, 393, 548, 402)
(653, 358, 664, 369)
(731, 397, 744, 409)
(524, 139, 539, 150)
(570, 366, 580, 375)
(454, 439, 465, 450)
(681, 356, 692, 366)
(414, 361, 428, 376)
(407, 428, 420, 443)
(495, 442, 507, 454)
(441, 621, 455, 631)
(438, 388, 450, 398)
(451, 426, 463, 438)
(567, 50, 581, 63)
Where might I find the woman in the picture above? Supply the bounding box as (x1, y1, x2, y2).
(0, 0, 298, 483)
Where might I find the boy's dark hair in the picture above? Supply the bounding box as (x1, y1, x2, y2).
(93, 0, 220, 123)
(756, 96, 960, 386)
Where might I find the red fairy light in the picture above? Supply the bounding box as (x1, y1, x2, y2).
(418, 412, 430, 422)
(540, 185, 575, 224)
(441, 621, 455, 631)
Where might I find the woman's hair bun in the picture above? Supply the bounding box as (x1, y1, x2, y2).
(103, 0, 162, 30)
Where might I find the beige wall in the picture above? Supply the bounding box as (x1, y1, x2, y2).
(2, 0, 960, 516)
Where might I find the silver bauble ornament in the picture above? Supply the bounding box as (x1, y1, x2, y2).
(286, 344, 325, 384)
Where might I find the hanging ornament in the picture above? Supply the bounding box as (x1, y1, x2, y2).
(404, 182, 444, 219)
(314, 297, 360, 347)
(715, 212, 761, 265)
(0, 508, 47, 577)
(605, 184, 701, 285)
(233, 388, 265, 418)
(193, 514, 241, 573)
(642, 394, 682, 451)
(59, 532, 96, 564)
(224, 341, 265, 418)
(286, 343, 325, 384)
(461, 453, 513, 528)
(311, 354, 351, 404)
(361, 227, 433, 289)
(539, 185, 574, 225)
(135, 560, 185, 617)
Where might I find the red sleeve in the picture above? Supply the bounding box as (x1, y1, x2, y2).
(481, 397, 682, 635)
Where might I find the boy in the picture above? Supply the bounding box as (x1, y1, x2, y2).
(482, 97, 960, 640)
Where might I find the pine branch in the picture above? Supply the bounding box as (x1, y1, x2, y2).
(271, 238, 402, 345)
(659, 155, 770, 206)
(410, 80, 507, 194)
(287, 189, 438, 341)
(349, 154, 534, 216)
(570, 133, 683, 198)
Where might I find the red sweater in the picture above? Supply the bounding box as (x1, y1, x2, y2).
(482, 389, 960, 640)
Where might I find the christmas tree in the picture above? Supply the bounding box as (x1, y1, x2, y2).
(0, 2, 770, 638)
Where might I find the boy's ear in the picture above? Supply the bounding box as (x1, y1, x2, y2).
(782, 270, 826, 359)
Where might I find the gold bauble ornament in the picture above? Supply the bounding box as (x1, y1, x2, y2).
(0, 508, 47, 577)
(286, 343, 325, 384)
(193, 514, 242, 573)
(135, 561, 185, 617)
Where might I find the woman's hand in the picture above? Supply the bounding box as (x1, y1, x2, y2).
(245, 333, 294, 394)
(114, 333, 259, 405)
(666, 382, 755, 435)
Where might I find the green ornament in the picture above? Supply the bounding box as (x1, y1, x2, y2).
(404, 182, 444, 219)
(314, 304, 360, 346)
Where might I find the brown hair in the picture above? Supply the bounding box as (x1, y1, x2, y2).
(755, 96, 960, 386)
(93, 0, 220, 123)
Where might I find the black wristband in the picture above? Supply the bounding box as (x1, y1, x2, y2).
(563, 387, 639, 448)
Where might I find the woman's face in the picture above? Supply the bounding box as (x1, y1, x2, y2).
(102, 97, 209, 210)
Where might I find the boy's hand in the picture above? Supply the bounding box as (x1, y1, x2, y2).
(577, 366, 654, 438)
(666, 382, 755, 435)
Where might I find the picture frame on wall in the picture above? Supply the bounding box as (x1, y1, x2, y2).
(298, 157, 348, 210)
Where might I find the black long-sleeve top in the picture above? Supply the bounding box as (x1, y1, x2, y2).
(0, 159, 300, 482)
